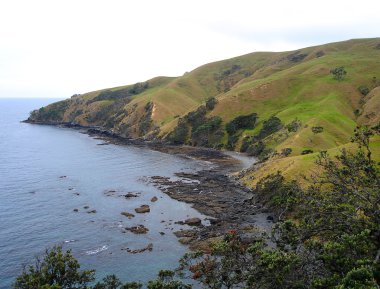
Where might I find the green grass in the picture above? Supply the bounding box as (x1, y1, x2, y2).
(33, 37, 380, 183)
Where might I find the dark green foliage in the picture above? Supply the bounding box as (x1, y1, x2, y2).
(372, 77, 380, 88)
(191, 116, 223, 147)
(330, 66, 347, 81)
(286, 119, 302, 132)
(255, 172, 301, 219)
(86, 99, 129, 129)
(287, 51, 308, 62)
(205, 97, 217, 111)
(147, 270, 191, 289)
(225, 113, 258, 150)
(281, 148, 292, 156)
(316, 50, 325, 58)
(339, 267, 378, 289)
(311, 126, 324, 134)
(179, 231, 304, 289)
(13, 246, 95, 289)
(169, 105, 223, 147)
(358, 85, 370, 96)
(239, 116, 283, 159)
(94, 275, 142, 289)
(241, 140, 272, 161)
(29, 100, 71, 122)
(186, 106, 207, 128)
(214, 64, 244, 92)
(94, 275, 123, 289)
(226, 134, 239, 150)
(301, 149, 313, 155)
(246, 141, 265, 156)
(169, 118, 189, 144)
(91, 82, 149, 103)
(139, 102, 154, 136)
(180, 126, 380, 288)
(254, 116, 283, 141)
(225, 113, 258, 135)
(221, 64, 241, 77)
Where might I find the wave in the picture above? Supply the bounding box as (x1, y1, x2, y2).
(85, 245, 109, 255)
(64, 239, 76, 243)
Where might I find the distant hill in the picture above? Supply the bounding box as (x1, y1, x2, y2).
(27, 38, 380, 184)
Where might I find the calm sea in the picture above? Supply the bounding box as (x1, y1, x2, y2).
(0, 98, 211, 288)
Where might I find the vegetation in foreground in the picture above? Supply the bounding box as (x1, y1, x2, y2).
(14, 125, 380, 288)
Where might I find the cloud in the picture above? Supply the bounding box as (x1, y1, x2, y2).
(0, 0, 379, 98)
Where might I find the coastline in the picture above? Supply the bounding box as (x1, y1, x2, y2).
(24, 121, 274, 250)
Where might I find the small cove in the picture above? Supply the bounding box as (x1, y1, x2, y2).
(0, 99, 214, 288)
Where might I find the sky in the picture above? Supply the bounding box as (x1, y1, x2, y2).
(0, 0, 379, 98)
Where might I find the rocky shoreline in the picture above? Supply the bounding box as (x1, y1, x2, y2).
(25, 121, 273, 251)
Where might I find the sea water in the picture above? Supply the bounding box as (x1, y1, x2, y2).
(0, 98, 210, 288)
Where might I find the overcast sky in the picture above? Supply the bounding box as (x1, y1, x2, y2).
(1, 0, 379, 98)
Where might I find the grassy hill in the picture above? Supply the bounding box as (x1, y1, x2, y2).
(27, 38, 380, 185)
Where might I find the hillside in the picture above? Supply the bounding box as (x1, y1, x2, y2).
(27, 38, 380, 184)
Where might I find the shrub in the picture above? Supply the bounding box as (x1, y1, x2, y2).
(226, 134, 239, 150)
(169, 118, 189, 144)
(358, 85, 370, 96)
(311, 126, 324, 134)
(286, 119, 302, 132)
(301, 149, 314, 155)
(205, 97, 217, 110)
(330, 66, 347, 81)
(281, 148, 292, 156)
(13, 246, 95, 289)
(287, 51, 308, 62)
(316, 50, 325, 58)
(225, 113, 258, 135)
(254, 116, 283, 141)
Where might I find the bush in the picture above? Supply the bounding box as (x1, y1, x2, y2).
(225, 113, 258, 135)
(287, 51, 308, 62)
(14, 246, 95, 289)
(330, 66, 347, 81)
(281, 148, 292, 156)
(205, 97, 217, 110)
(226, 134, 239, 150)
(91, 82, 149, 103)
(301, 149, 314, 155)
(169, 118, 189, 144)
(254, 116, 283, 141)
(316, 50, 325, 58)
(311, 126, 324, 134)
(286, 119, 302, 132)
(358, 85, 370, 96)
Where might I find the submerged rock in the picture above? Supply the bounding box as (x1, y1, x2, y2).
(124, 243, 153, 254)
(184, 217, 202, 226)
(151, 196, 158, 202)
(178, 237, 193, 245)
(87, 209, 97, 214)
(174, 229, 197, 238)
(125, 192, 139, 198)
(121, 211, 135, 219)
(126, 225, 149, 234)
(135, 205, 150, 213)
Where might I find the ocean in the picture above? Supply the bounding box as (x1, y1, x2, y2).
(0, 98, 211, 288)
